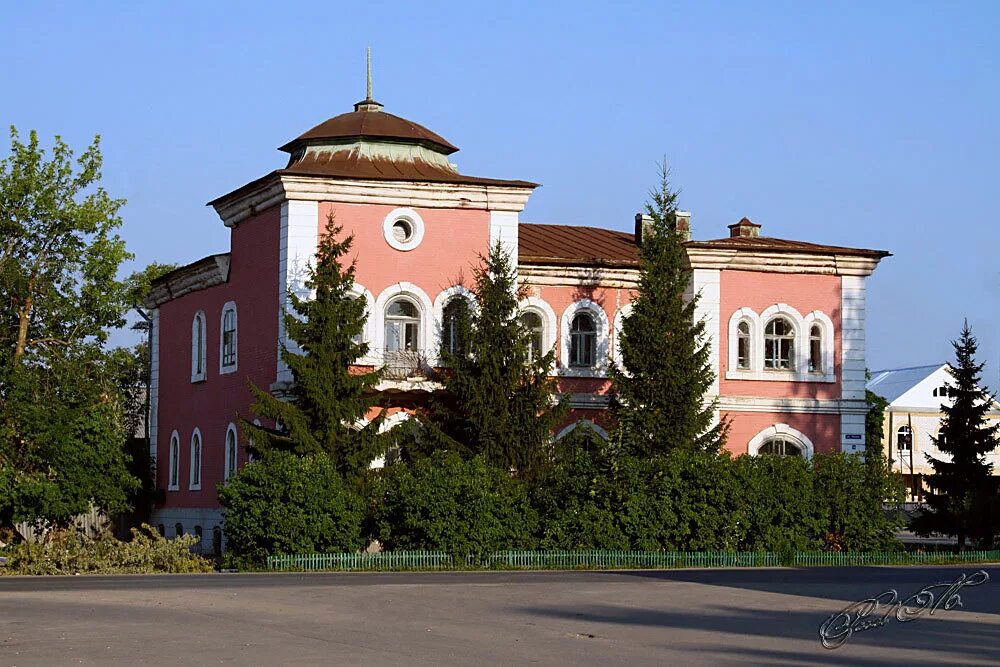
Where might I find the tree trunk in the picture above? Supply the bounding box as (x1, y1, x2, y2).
(14, 288, 34, 366)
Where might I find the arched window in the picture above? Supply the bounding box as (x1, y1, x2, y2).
(191, 312, 206, 381)
(764, 317, 795, 370)
(808, 324, 822, 373)
(220, 303, 237, 371)
(569, 312, 597, 368)
(168, 432, 180, 490)
(157, 524, 165, 537)
(224, 425, 238, 481)
(521, 311, 544, 362)
(175, 523, 184, 538)
(757, 436, 804, 457)
(441, 298, 467, 355)
(737, 320, 751, 369)
(193, 525, 203, 552)
(936, 430, 947, 449)
(189, 430, 202, 490)
(385, 298, 420, 353)
(896, 425, 912, 452)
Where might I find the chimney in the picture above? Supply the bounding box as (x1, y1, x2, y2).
(635, 213, 654, 246)
(675, 210, 692, 241)
(728, 217, 761, 238)
(635, 211, 692, 245)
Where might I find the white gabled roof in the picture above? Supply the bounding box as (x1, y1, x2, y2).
(867, 364, 948, 407)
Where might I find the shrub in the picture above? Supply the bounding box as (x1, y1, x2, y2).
(219, 451, 364, 568)
(373, 451, 538, 557)
(812, 452, 901, 551)
(733, 453, 822, 552)
(0, 524, 212, 575)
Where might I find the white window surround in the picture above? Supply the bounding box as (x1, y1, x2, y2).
(372, 282, 434, 358)
(191, 311, 207, 382)
(167, 430, 180, 491)
(382, 207, 425, 252)
(433, 285, 478, 360)
(189, 428, 203, 491)
(556, 420, 609, 441)
(519, 297, 558, 358)
(224, 423, 238, 481)
(219, 301, 238, 375)
(611, 303, 634, 370)
(725, 304, 835, 383)
(559, 300, 610, 377)
(747, 424, 815, 459)
(370, 411, 413, 469)
(348, 283, 377, 363)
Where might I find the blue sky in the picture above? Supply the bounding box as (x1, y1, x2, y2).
(3, 1, 999, 380)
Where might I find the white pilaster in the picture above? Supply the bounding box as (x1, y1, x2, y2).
(489, 210, 519, 267)
(277, 200, 319, 383)
(841, 275, 868, 453)
(149, 308, 160, 465)
(692, 268, 721, 395)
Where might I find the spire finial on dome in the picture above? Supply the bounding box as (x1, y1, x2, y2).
(354, 47, 384, 112)
(366, 46, 373, 101)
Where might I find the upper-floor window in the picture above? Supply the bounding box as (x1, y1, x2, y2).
(570, 312, 597, 368)
(441, 298, 467, 355)
(189, 429, 202, 490)
(808, 324, 822, 373)
(758, 436, 804, 457)
(191, 312, 206, 382)
(737, 320, 751, 369)
(521, 311, 544, 362)
(385, 298, 420, 353)
(933, 385, 954, 398)
(220, 302, 237, 373)
(764, 317, 795, 370)
(896, 425, 912, 452)
(224, 425, 238, 481)
(168, 432, 180, 490)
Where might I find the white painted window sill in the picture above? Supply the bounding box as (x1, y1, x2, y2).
(559, 367, 608, 379)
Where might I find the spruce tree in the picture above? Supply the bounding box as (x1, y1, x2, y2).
(242, 218, 384, 478)
(419, 241, 567, 478)
(912, 321, 999, 550)
(610, 164, 725, 455)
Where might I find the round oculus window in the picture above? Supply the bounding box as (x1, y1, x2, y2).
(382, 208, 425, 251)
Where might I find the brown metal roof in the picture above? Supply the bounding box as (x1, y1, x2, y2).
(686, 235, 890, 257)
(278, 109, 459, 155)
(519, 224, 640, 268)
(518, 223, 889, 268)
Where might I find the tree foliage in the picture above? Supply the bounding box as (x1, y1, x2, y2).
(218, 451, 365, 568)
(242, 219, 384, 478)
(912, 322, 1000, 550)
(372, 451, 538, 557)
(418, 241, 566, 478)
(610, 164, 725, 455)
(0, 128, 138, 533)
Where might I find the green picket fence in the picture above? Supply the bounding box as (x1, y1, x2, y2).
(267, 549, 1000, 572)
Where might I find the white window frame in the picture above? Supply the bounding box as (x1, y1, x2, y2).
(555, 420, 609, 441)
(611, 303, 634, 371)
(348, 283, 377, 362)
(748, 424, 814, 459)
(763, 316, 797, 371)
(224, 423, 238, 481)
(725, 305, 835, 383)
(382, 207, 425, 252)
(191, 311, 207, 382)
(167, 430, 180, 491)
(219, 301, 238, 374)
(373, 282, 434, 362)
(189, 428, 202, 490)
(432, 285, 477, 363)
(559, 300, 609, 377)
(519, 297, 558, 361)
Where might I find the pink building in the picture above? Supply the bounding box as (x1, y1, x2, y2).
(144, 93, 889, 547)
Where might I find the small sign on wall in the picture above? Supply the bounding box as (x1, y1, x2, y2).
(845, 434, 863, 440)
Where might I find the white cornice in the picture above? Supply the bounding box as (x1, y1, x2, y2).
(518, 265, 640, 288)
(212, 174, 535, 227)
(718, 395, 869, 415)
(144, 255, 230, 309)
(685, 248, 883, 277)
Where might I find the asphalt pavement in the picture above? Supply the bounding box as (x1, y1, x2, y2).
(2, 565, 998, 665)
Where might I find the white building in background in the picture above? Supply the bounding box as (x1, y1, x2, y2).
(867, 363, 1000, 501)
